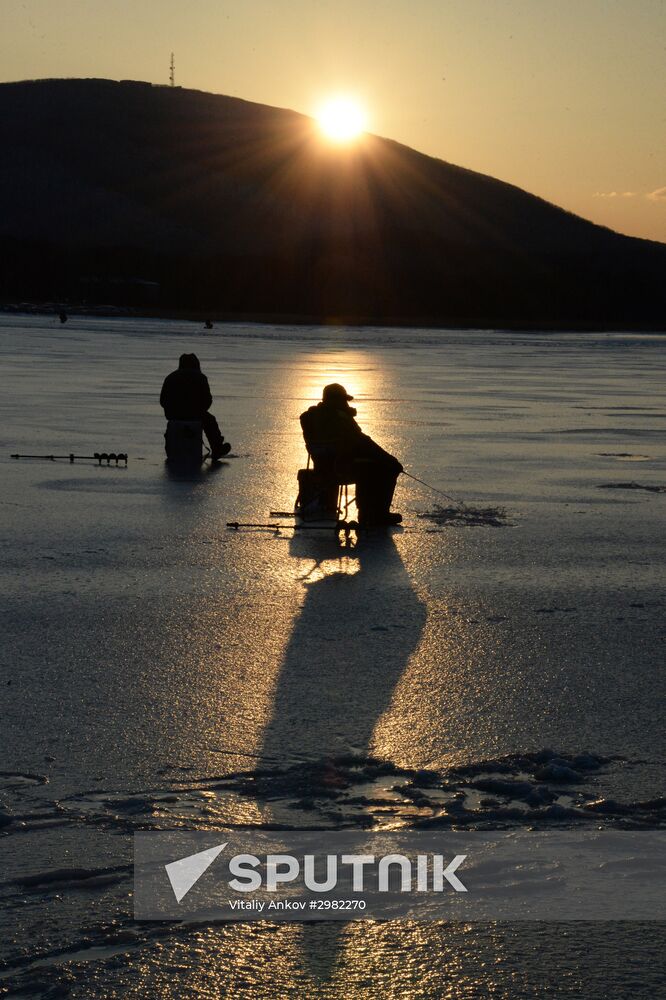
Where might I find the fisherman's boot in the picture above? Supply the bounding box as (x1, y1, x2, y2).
(211, 443, 232, 461)
(203, 413, 231, 461)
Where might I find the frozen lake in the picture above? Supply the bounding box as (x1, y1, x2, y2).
(1, 315, 664, 996)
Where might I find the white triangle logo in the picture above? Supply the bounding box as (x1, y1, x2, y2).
(165, 843, 227, 903)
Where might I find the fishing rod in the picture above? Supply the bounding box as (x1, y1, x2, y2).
(401, 470, 466, 509)
(11, 452, 128, 465)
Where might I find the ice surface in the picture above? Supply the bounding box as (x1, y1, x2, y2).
(1, 315, 665, 996)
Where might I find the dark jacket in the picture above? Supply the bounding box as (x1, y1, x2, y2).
(160, 369, 213, 420)
(300, 400, 366, 458)
(300, 400, 402, 472)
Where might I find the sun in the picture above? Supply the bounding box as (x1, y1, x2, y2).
(316, 97, 367, 143)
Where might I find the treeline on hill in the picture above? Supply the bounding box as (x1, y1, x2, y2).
(3, 235, 662, 326)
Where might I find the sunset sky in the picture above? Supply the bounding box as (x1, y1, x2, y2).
(2, 0, 665, 242)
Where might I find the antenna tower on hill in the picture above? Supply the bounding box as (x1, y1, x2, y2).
(169, 53, 175, 87)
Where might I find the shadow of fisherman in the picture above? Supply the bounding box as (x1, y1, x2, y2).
(256, 529, 426, 983)
(159, 353, 230, 461)
(258, 529, 426, 795)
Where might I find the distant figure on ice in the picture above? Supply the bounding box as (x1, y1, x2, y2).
(300, 383, 403, 526)
(160, 353, 230, 461)
(204, 319, 213, 330)
(58, 310, 68, 324)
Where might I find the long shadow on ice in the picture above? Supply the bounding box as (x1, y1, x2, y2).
(255, 530, 427, 985)
(258, 529, 427, 771)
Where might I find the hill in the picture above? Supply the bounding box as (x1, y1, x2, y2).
(1, 78, 664, 327)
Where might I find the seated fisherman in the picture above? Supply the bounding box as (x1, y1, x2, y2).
(160, 353, 230, 461)
(300, 383, 403, 525)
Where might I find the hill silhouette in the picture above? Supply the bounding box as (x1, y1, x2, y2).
(1, 78, 664, 327)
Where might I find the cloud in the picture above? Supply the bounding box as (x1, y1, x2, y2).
(594, 187, 666, 203)
(593, 191, 637, 198)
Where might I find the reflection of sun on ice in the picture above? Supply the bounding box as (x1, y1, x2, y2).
(316, 97, 366, 142)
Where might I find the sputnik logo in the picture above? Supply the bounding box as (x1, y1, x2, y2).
(165, 843, 227, 903)
(163, 843, 468, 902)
